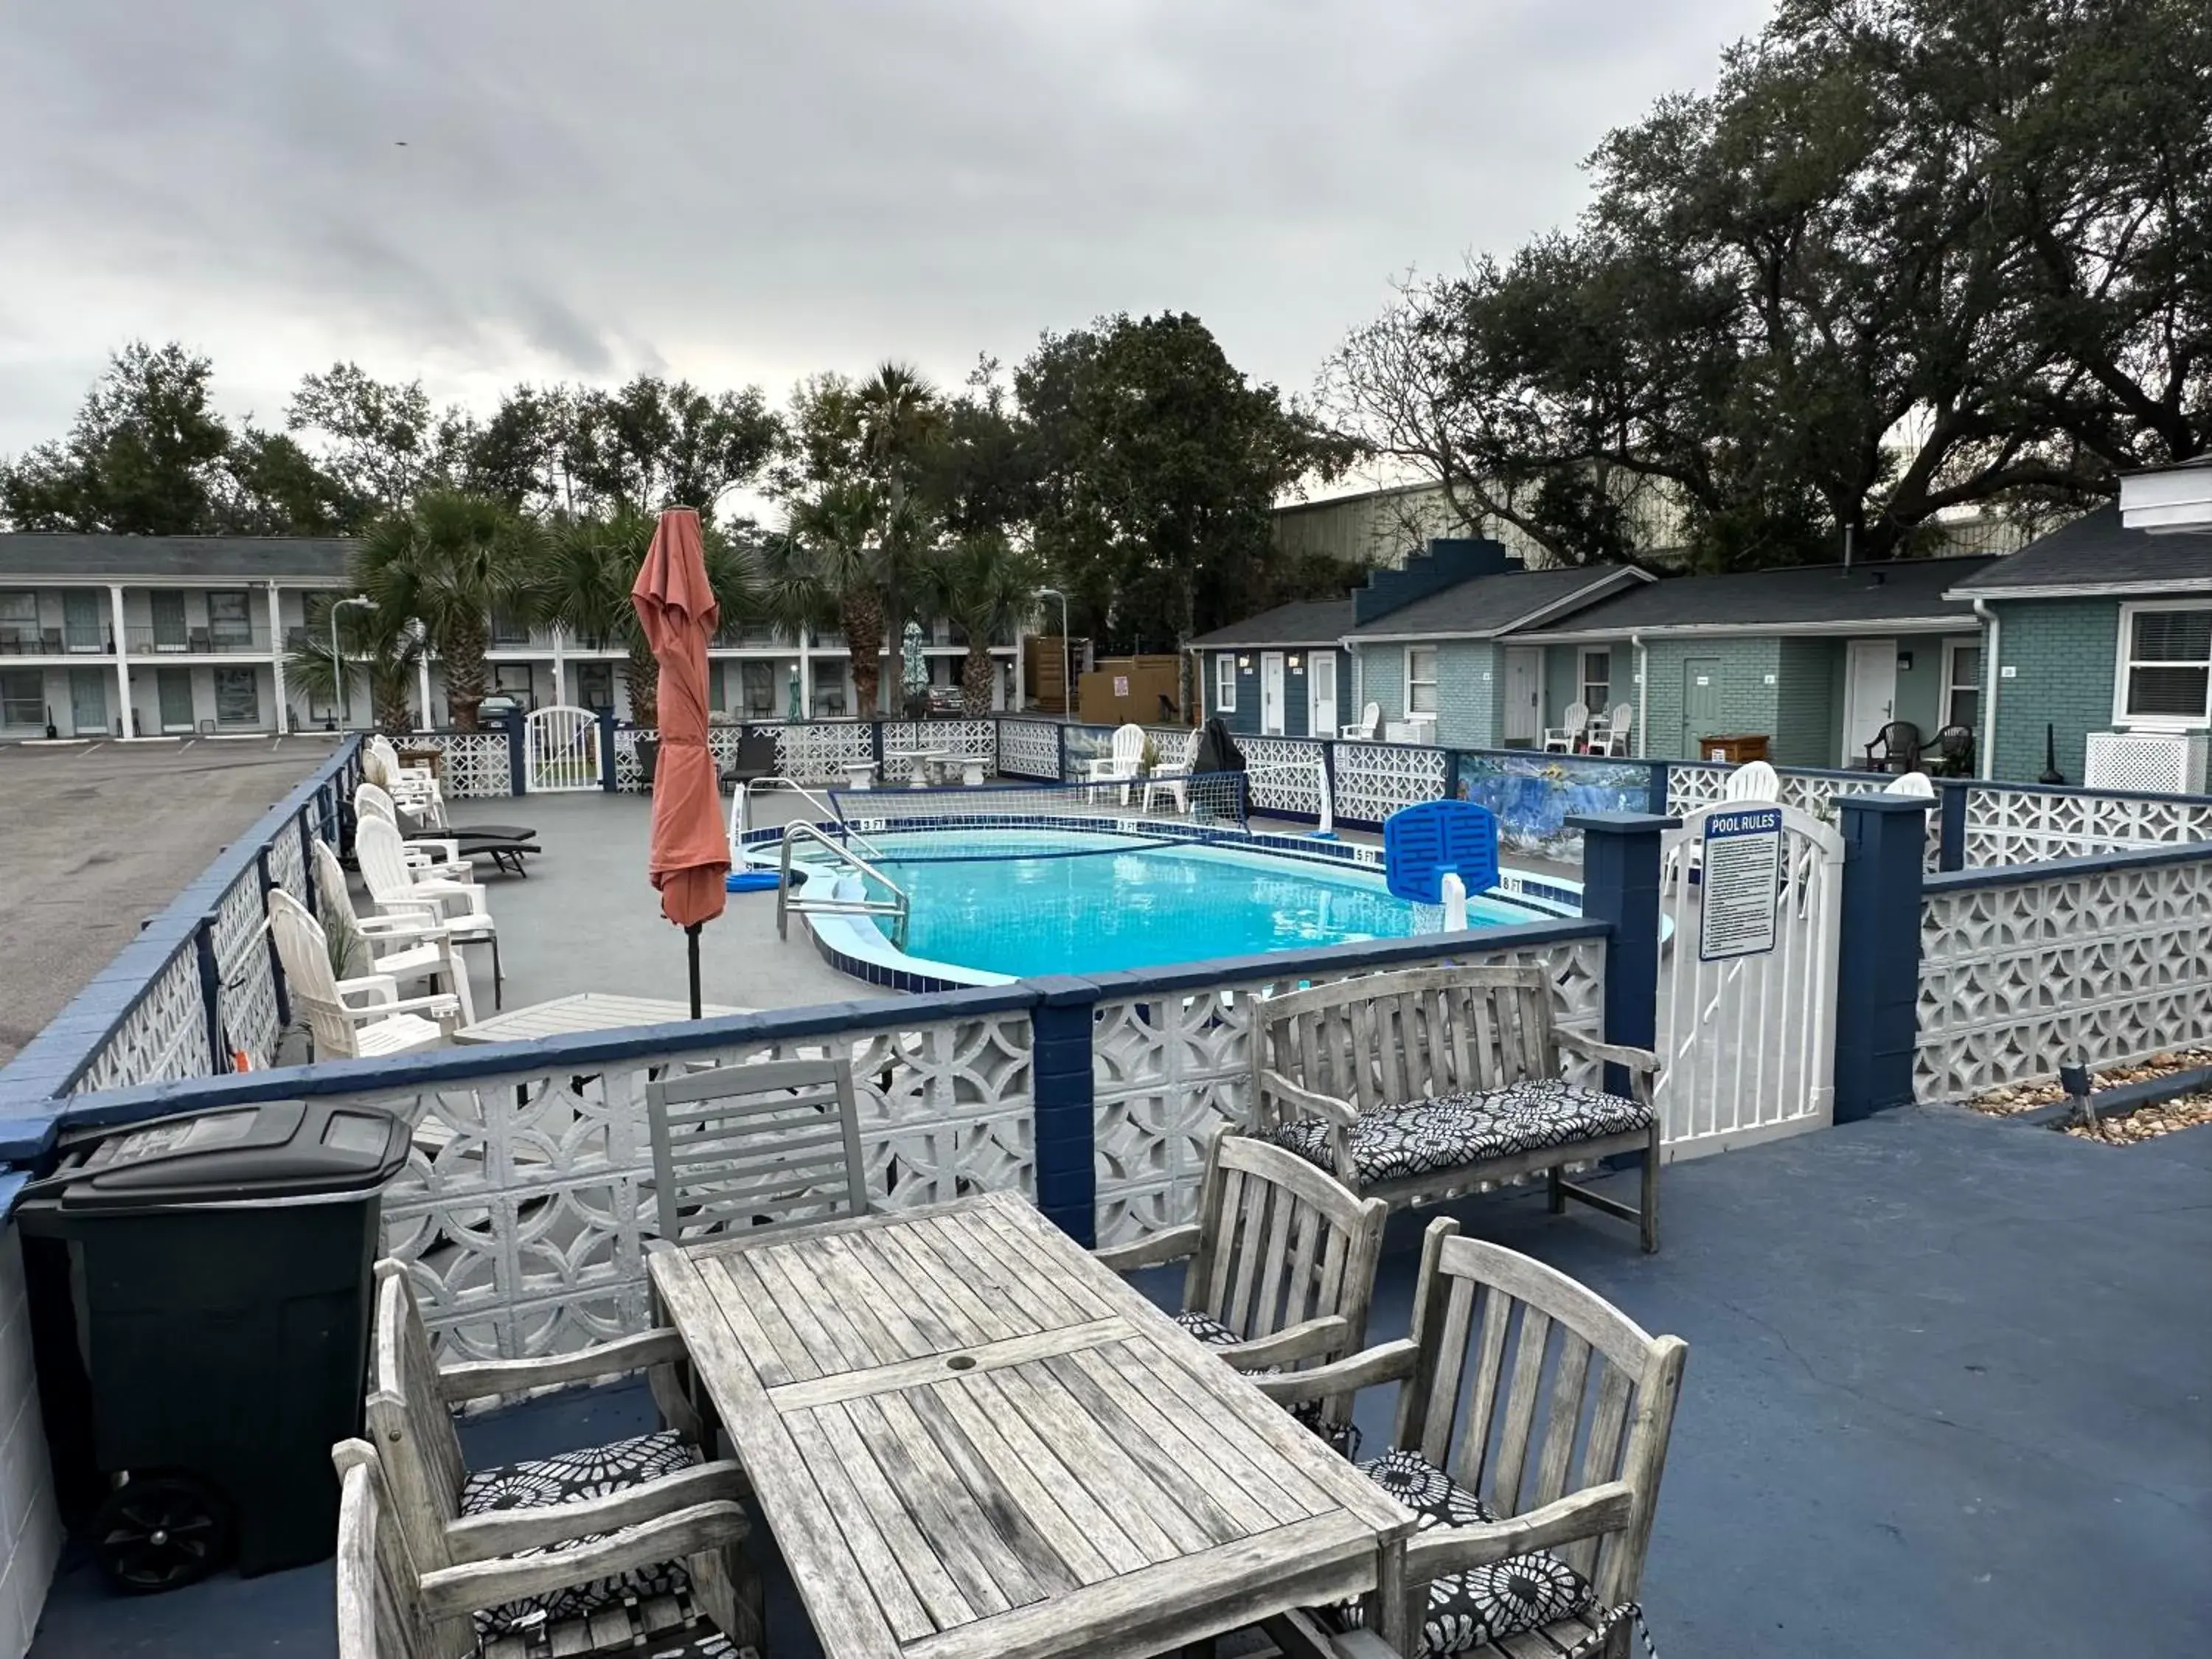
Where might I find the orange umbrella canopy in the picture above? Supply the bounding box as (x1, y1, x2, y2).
(631, 508, 728, 928)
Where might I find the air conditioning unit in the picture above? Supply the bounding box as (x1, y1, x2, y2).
(2084, 729, 2210, 795)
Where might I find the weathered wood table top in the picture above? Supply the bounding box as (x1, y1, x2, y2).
(453, 992, 747, 1044)
(648, 1189, 1411, 1659)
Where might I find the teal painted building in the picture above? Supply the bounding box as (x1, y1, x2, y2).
(1517, 558, 1994, 768)
(1189, 598, 1354, 739)
(1944, 502, 2212, 785)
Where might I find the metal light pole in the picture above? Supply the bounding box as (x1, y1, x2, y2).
(332, 594, 376, 731)
(1035, 587, 1070, 718)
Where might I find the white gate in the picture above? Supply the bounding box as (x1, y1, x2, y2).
(524, 705, 603, 792)
(1656, 801, 1844, 1159)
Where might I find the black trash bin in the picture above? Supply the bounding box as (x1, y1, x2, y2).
(18, 1098, 408, 1591)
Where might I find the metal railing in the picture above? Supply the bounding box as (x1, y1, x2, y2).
(775, 821, 910, 947)
(731, 776, 886, 858)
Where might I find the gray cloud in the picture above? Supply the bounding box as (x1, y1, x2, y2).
(0, 0, 1770, 453)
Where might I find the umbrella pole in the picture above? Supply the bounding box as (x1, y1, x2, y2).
(686, 922, 703, 1019)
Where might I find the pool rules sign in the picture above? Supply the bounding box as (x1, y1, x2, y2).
(1698, 805, 1783, 961)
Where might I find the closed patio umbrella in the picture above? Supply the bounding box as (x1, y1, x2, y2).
(630, 508, 728, 1017)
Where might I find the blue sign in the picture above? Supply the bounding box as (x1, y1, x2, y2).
(1699, 805, 1782, 961)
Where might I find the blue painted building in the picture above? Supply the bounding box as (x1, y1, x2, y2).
(1189, 598, 1354, 737)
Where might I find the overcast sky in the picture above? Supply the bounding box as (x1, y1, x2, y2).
(1, 0, 1770, 467)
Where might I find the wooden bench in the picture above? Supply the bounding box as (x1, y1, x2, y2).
(1249, 964, 1662, 1252)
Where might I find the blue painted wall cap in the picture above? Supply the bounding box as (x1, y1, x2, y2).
(1029, 975, 1104, 1009)
(1564, 811, 1680, 834)
(1836, 794, 1935, 815)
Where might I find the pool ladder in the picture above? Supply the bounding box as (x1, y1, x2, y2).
(776, 821, 911, 950)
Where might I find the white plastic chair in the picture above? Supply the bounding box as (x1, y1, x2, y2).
(354, 782, 472, 878)
(1340, 701, 1380, 740)
(266, 888, 457, 1060)
(310, 838, 474, 1025)
(1722, 759, 1781, 801)
(1141, 729, 1200, 815)
(366, 734, 446, 827)
(1884, 770, 1936, 799)
(355, 814, 502, 1006)
(1082, 722, 1147, 805)
(1543, 700, 1590, 753)
(1599, 701, 1634, 756)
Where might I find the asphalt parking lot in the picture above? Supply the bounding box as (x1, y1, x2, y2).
(0, 736, 343, 1068)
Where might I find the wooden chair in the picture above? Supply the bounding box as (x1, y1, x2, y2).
(1251, 965, 1660, 1251)
(1257, 1220, 1687, 1659)
(267, 889, 459, 1060)
(1540, 702, 1588, 754)
(365, 1263, 760, 1658)
(310, 838, 475, 1026)
(333, 1437, 760, 1659)
(645, 1057, 867, 1245)
(1096, 1128, 1388, 1438)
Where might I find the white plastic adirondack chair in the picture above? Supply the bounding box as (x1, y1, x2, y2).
(1884, 769, 1936, 799)
(354, 782, 472, 878)
(1141, 728, 1200, 815)
(1543, 700, 1590, 753)
(1082, 722, 1147, 805)
(1340, 701, 1380, 740)
(1599, 700, 1635, 756)
(356, 815, 502, 1006)
(1722, 759, 1781, 801)
(366, 734, 446, 827)
(267, 889, 457, 1060)
(311, 838, 475, 1025)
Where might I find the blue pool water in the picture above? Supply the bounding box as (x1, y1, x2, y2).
(826, 829, 1542, 981)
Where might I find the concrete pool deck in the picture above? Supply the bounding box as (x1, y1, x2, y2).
(26, 1102, 2211, 1658)
(432, 790, 1582, 1017)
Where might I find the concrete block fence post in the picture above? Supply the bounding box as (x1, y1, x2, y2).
(257, 846, 289, 1029)
(1936, 781, 1968, 872)
(504, 706, 528, 797)
(1834, 794, 1933, 1122)
(1055, 723, 1070, 785)
(1565, 812, 1672, 1099)
(193, 919, 228, 1074)
(597, 709, 619, 793)
(1027, 978, 1100, 1246)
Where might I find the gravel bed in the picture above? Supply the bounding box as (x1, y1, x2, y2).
(2064, 1091, 2212, 1144)
(1966, 1046, 2212, 1117)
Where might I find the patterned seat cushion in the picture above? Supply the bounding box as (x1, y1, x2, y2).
(1271, 1079, 1650, 1186)
(1344, 1450, 1595, 1656)
(459, 1429, 699, 1638)
(1173, 1310, 1360, 1457)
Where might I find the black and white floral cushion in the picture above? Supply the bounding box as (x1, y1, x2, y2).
(459, 1429, 699, 1638)
(1271, 1079, 1650, 1185)
(1341, 1449, 1596, 1656)
(1173, 1309, 1361, 1457)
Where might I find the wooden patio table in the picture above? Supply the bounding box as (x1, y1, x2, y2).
(648, 1189, 1413, 1659)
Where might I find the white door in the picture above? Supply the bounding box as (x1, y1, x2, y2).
(1842, 639, 1899, 765)
(1307, 652, 1336, 737)
(1503, 648, 1541, 745)
(1260, 652, 1286, 735)
(1658, 801, 1845, 1159)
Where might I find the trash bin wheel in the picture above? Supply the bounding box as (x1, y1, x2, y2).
(92, 1472, 234, 1593)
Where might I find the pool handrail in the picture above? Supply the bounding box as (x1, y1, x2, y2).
(776, 821, 911, 949)
(734, 775, 887, 859)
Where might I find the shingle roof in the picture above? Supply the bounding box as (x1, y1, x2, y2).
(1346, 566, 1644, 639)
(0, 533, 355, 582)
(1189, 598, 1357, 648)
(1941, 507, 2212, 597)
(1517, 554, 2000, 638)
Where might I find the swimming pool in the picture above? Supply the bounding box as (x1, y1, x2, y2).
(766, 824, 1571, 988)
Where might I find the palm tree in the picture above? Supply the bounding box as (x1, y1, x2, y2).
(541, 509, 759, 728)
(919, 533, 1043, 714)
(855, 364, 944, 670)
(778, 480, 888, 714)
(287, 596, 424, 734)
(356, 491, 546, 731)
